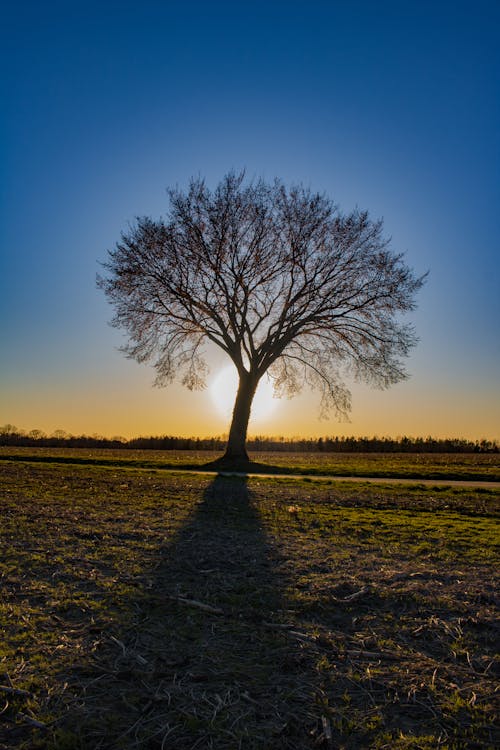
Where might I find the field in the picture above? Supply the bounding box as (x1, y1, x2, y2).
(1, 447, 499, 481)
(0, 450, 499, 749)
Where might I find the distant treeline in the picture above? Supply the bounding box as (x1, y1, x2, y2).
(0, 425, 498, 453)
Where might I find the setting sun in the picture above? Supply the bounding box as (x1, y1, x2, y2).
(210, 365, 278, 423)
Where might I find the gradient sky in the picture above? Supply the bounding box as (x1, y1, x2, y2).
(1, 0, 499, 440)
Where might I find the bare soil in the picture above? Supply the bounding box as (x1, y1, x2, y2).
(0, 454, 498, 748)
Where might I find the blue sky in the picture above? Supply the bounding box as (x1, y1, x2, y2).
(1, 0, 499, 439)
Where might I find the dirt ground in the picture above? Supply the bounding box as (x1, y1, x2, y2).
(0, 458, 498, 748)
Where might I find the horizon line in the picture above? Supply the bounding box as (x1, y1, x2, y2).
(1, 425, 498, 446)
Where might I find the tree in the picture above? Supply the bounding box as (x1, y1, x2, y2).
(98, 172, 425, 463)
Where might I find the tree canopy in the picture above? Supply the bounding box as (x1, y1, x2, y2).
(98, 172, 425, 462)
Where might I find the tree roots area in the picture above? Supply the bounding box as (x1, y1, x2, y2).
(1, 456, 499, 749)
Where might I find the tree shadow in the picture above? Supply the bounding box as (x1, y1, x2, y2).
(0, 453, 297, 476)
(61, 475, 319, 749)
(202, 457, 296, 475)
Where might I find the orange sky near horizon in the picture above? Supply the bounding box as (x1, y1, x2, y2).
(2, 356, 498, 442)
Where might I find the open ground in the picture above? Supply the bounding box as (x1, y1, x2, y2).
(0, 450, 498, 748)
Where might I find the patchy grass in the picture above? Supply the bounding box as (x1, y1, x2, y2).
(0, 457, 498, 748)
(248, 451, 500, 482)
(0, 446, 499, 481)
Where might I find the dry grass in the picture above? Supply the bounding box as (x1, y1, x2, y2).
(0, 454, 498, 748)
(1, 446, 499, 481)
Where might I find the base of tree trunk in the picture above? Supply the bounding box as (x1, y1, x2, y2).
(223, 447, 250, 461)
(203, 456, 289, 476)
(207, 453, 251, 471)
(203, 447, 261, 473)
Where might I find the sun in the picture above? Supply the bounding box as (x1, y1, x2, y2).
(210, 365, 278, 423)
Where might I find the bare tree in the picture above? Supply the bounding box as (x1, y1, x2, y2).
(98, 172, 425, 463)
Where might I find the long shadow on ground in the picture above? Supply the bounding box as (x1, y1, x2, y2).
(60, 475, 319, 749)
(3, 464, 498, 748)
(0, 454, 296, 476)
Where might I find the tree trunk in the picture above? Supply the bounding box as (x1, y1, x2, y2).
(223, 371, 258, 463)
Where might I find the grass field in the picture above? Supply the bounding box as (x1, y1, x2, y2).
(0, 451, 499, 748)
(1, 447, 499, 481)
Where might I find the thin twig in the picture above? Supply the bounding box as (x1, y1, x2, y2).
(170, 596, 223, 615)
(17, 712, 47, 729)
(0, 685, 32, 698)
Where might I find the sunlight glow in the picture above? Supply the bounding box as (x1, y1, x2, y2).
(210, 365, 278, 423)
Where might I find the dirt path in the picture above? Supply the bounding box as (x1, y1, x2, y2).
(169, 468, 500, 489)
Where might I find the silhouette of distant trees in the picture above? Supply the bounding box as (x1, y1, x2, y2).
(1, 425, 497, 453)
(98, 172, 425, 463)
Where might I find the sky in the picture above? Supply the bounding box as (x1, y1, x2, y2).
(1, 0, 499, 441)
